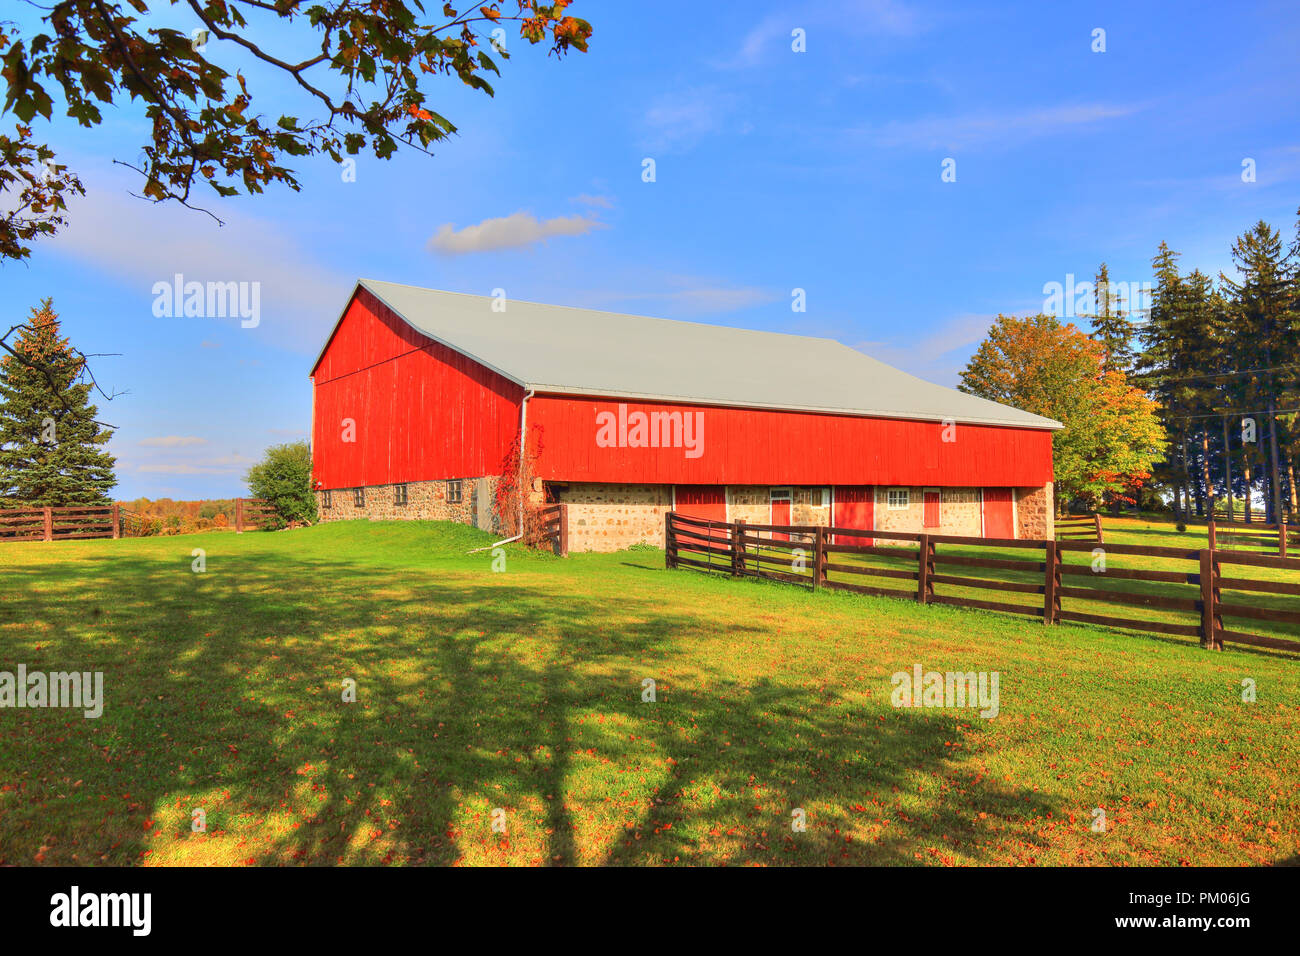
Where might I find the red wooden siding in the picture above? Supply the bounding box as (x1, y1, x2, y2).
(923, 489, 941, 528)
(983, 489, 1015, 538)
(674, 485, 726, 524)
(833, 486, 874, 545)
(311, 290, 523, 489)
(529, 396, 1053, 487)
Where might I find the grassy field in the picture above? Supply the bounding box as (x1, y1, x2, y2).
(1, 517, 1297, 867)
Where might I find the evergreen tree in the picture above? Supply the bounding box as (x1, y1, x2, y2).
(1220, 221, 1298, 523)
(0, 299, 116, 505)
(1089, 262, 1137, 374)
(1134, 242, 1187, 515)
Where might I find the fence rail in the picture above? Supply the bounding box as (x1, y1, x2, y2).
(234, 497, 275, 532)
(665, 511, 1300, 656)
(534, 503, 569, 556)
(1055, 513, 1103, 542)
(0, 504, 120, 542)
(1207, 518, 1294, 557)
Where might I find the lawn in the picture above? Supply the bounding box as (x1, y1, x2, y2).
(1, 517, 1296, 866)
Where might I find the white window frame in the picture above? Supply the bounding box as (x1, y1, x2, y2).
(886, 488, 910, 511)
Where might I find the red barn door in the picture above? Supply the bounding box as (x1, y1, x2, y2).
(923, 489, 941, 528)
(833, 486, 874, 545)
(983, 489, 1015, 539)
(675, 485, 727, 525)
(770, 488, 792, 541)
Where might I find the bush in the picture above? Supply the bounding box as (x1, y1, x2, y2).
(244, 441, 315, 529)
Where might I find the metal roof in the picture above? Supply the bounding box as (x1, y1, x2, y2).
(318, 279, 1062, 430)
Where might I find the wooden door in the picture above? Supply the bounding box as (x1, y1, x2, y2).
(675, 485, 727, 524)
(923, 490, 941, 529)
(833, 486, 874, 545)
(983, 488, 1015, 539)
(770, 488, 792, 541)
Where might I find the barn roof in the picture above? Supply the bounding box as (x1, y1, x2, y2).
(319, 279, 1062, 430)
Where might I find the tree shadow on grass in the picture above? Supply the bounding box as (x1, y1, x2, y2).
(1, 543, 1058, 867)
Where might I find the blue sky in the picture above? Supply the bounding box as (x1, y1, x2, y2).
(4, 0, 1300, 500)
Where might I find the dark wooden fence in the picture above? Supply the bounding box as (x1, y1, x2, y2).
(234, 497, 275, 532)
(534, 503, 569, 556)
(0, 504, 121, 542)
(665, 511, 1300, 656)
(1207, 518, 1294, 557)
(1055, 513, 1103, 542)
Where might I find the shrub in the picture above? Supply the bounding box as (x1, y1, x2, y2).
(244, 441, 315, 529)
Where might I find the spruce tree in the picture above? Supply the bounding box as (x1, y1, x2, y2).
(0, 299, 117, 506)
(1090, 262, 1137, 374)
(1220, 222, 1298, 523)
(1134, 243, 1186, 515)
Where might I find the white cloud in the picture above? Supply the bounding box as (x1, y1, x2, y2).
(49, 173, 349, 353)
(426, 211, 605, 256)
(640, 88, 737, 152)
(570, 193, 614, 209)
(862, 103, 1144, 150)
(718, 1, 925, 69)
(581, 275, 778, 316)
(139, 435, 207, 448)
(856, 313, 993, 385)
(136, 453, 254, 475)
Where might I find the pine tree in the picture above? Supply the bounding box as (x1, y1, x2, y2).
(1090, 262, 1137, 374)
(1134, 242, 1186, 516)
(1220, 221, 1298, 523)
(0, 299, 116, 505)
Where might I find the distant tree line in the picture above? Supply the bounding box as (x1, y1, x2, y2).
(961, 207, 1300, 523)
(1130, 213, 1300, 523)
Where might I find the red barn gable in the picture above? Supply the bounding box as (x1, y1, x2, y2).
(310, 280, 1060, 550)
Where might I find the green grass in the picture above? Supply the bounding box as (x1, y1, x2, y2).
(1, 517, 1297, 867)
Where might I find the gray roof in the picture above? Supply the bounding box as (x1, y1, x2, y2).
(317, 279, 1061, 430)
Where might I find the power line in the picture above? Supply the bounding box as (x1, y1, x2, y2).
(1133, 362, 1300, 385)
(1162, 407, 1300, 421)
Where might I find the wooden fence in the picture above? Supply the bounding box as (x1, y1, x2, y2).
(533, 503, 569, 556)
(234, 497, 275, 532)
(1054, 513, 1103, 542)
(1207, 518, 1294, 557)
(665, 511, 1300, 656)
(0, 504, 120, 542)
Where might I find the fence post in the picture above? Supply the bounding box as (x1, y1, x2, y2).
(664, 511, 676, 569)
(1281, 521, 1288, 559)
(236, 498, 244, 534)
(1093, 512, 1103, 543)
(558, 503, 569, 557)
(916, 534, 931, 604)
(813, 525, 825, 590)
(42, 506, 53, 542)
(1043, 539, 1059, 624)
(1199, 549, 1221, 650)
(735, 519, 747, 577)
(1207, 518, 1216, 550)
(111, 503, 120, 539)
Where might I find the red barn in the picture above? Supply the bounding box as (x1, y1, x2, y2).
(310, 280, 1061, 550)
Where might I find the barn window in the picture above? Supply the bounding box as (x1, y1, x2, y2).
(394, 483, 408, 506)
(447, 479, 463, 504)
(322, 490, 332, 509)
(887, 488, 910, 510)
(353, 487, 365, 508)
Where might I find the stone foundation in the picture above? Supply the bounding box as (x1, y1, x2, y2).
(317, 476, 499, 529)
(553, 482, 673, 553)
(1015, 483, 1053, 540)
(316, 479, 1055, 553)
